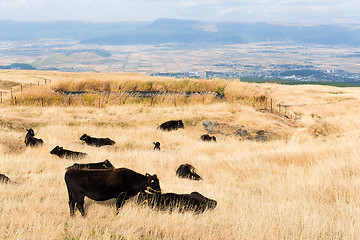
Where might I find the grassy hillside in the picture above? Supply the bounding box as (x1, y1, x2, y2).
(0, 70, 269, 107)
(1, 70, 360, 239)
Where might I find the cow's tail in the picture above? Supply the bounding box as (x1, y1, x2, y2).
(64, 173, 73, 200)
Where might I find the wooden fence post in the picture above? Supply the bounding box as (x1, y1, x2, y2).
(11, 88, 13, 99)
(68, 96, 71, 106)
(0, 91, 2, 103)
(287, 106, 290, 116)
(38, 81, 39, 87)
(279, 103, 281, 116)
(174, 97, 177, 107)
(14, 97, 16, 106)
(42, 97, 44, 107)
(21, 84, 23, 92)
(151, 97, 154, 107)
(99, 97, 101, 108)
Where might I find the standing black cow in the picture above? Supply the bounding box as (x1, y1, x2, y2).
(137, 191, 217, 213)
(158, 120, 184, 131)
(80, 134, 115, 147)
(50, 146, 88, 159)
(0, 174, 10, 183)
(24, 129, 43, 147)
(176, 164, 202, 180)
(66, 159, 115, 170)
(200, 134, 216, 142)
(65, 168, 161, 216)
(153, 142, 161, 150)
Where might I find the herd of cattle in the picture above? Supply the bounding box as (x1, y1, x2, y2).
(1, 120, 217, 217)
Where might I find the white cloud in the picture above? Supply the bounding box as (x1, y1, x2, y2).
(0, 0, 46, 8)
(0, 0, 359, 24)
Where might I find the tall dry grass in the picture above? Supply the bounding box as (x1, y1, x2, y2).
(1, 71, 360, 239)
(1, 70, 271, 107)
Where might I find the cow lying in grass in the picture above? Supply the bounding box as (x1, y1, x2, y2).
(80, 134, 115, 147)
(0, 174, 10, 183)
(50, 146, 88, 159)
(65, 168, 161, 216)
(66, 159, 115, 170)
(137, 191, 217, 213)
(153, 142, 161, 150)
(158, 120, 184, 131)
(176, 164, 202, 180)
(24, 129, 43, 147)
(200, 134, 216, 142)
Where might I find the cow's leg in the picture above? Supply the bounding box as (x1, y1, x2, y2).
(116, 191, 138, 214)
(76, 201, 85, 217)
(66, 187, 76, 217)
(69, 200, 75, 216)
(75, 194, 86, 217)
(68, 194, 75, 217)
(116, 192, 127, 214)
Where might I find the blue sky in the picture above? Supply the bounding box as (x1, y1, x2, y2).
(0, 0, 359, 24)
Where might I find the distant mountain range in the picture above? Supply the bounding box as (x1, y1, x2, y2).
(1, 18, 360, 46)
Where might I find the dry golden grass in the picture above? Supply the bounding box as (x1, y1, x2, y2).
(0, 70, 269, 107)
(1, 71, 360, 239)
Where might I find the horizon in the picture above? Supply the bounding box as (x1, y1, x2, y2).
(1, 18, 360, 28)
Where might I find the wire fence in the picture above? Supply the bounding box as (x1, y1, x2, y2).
(0, 81, 294, 120)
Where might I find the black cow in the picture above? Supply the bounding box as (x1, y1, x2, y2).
(65, 168, 161, 216)
(176, 164, 202, 180)
(158, 120, 184, 131)
(50, 146, 88, 159)
(66, 160, 115, 170)
(137, 191, 217, 213)
(200, 134, 216, 142)
(153, 142, 160, 150)
(80, 134, 115, 147)
(24, 129, 43, 147)
(0, 174, 10, 183)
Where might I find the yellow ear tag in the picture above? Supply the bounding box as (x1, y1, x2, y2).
(103, 164, 106, 168)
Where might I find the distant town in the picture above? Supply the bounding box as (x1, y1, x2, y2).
(1, 39, 360, 86)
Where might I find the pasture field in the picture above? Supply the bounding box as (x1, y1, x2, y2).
(1, 71, 360, 239)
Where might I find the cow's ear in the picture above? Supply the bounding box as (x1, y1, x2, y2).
(145, 173, 150, 177)
(60, 147, 63, 150)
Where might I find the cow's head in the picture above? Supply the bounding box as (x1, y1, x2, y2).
(26, 129, 35, 136)
(80, 134, 89, 141)
(153, 142, 160, 150)
(144, 173, 161, 194)
(103, 159, 115, 169)
(191, 172, 203, 181)
(50, 146, 63, 155)
(212, 136, 217, 142)
(178, 120, 184, 128)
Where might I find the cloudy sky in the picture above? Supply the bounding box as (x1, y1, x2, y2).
(0, 0, 359, 24)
